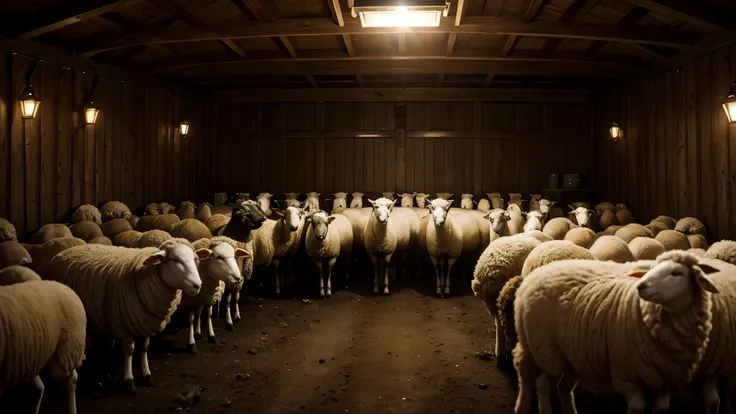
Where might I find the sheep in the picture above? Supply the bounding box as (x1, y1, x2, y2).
(179, 241, 247, 353)
(704, 240, 736, 265)
(47, 242, 209, 393)
(69, 220, 104, 242)
(451, 209, 490, 279)
(628, 237, 666, 260)
(136, 229, 172, 248)
(170, 218, 213, 243)
(333, 192, 348, 212)
(496, 241, 594, 367)
(365, 198, 409, 295)
(101, 218, 133, 241)
(436, 192, 453, 200)
(595, 201, 616, 214)
(688, 234, 709, 250)
(349, 192, 364, 208)
(568, 205, 595, 229)
(151, 213, 181, 233)
(563, 227, 596, 249)
(205, 214, 230, 234)
(195, 202, 212, 222)
(113, 230, 143, 248)
(486, 209, 511, 242)
(305, 192, 321, 212)
(471, 235, 539, 368)
(589, 235, 635, 263)
(461, 193, 474, 210)
(524, 230, 554, 243)
(528, 194, 542, 212)
(604, 224, 623, 236)
(99, 201, 132, 222)
(337, 207, 372, 252)
(128, 215, 140, 229)
(415, 193, 431, 208)
(30, 223, 74, 244)
(159, 202, 175, 214)
(647, 220, 669, 237)
(216, 200, 267, 241)
(0, 265, 41, 284)
(652, 215, 678, 230)
(676, 217, 707, 237)
(513, 252, 719, 414)
(258, 206, 307, 295)
(615, 223, 653, 243)
(144, 203, 160, 216)
(615, 203, 635, 225)
(523, 211, 544, 233)
(305, 211, 353, 298)
(0, 278, 86, 414)
(537, 199, 555, 215)
(26, 238, 87, 276)
(656, 229, 691, 251)
(382, 192, 395, 200)
(176, 201, 197, 220)
(488, 192, 504, 209)
(399, 192, 416, 207)
(210, 204, 233, 216)
(506, 204, 525, 235)
(599, 209, 620, 229)
(542, 217, 577, 240)
(0, 240, 32, 269)
(71, 204, 102, 226)
(256, 192, 273, 217)
(477, 198, 491, 213)
(89, 237, 112, 245)
(284, 192, 301, 208)
(688, 248, 707, 258)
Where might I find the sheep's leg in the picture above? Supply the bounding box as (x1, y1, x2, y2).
(556, 374, 579, 414)
(314, 260, 325, 298)
(187, 312, 197, 354)
(513, 357, 540, 414)
(224, 291, 234, 332)
(67, 369, 78, 414)
(370, 255, 380, 294)
(444, 257, 456, 297)
(430, 256, 441, 296)
(536, 374, 554, 414)
(139, 337, 154, 387)
(703, 378, 720, 414)
(32, 375, 44, 414)
(194, 306, 203, 339)
(274, 259, 281, 295)
(612, 379, 645, 414)
(327, 258, 336, 298)
(206, 305, 218, 344)
(122, 337, 136, 394)
(383, 254, 393, 295)
(214, 299, 220, 321)
(234, 289, 242, 323)
(652, 390, 670, 414)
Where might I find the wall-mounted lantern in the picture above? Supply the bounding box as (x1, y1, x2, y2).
(721, 80, 736, 124)
(179, 121, 190, 136)
(83, 75, 101, 125)
(19, 61, 41, 119)
(609, 122, 622, 141)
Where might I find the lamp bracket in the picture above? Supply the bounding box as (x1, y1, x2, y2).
(25, 60, 41, 87)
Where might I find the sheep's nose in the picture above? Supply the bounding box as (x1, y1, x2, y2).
(637, 282, 649, 291)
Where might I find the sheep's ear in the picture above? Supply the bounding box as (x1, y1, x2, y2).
(234, 248, 250, 258)
(411, 192, 417, 197)
(327, 216, 336, 224)
(143, 251, 167, 266)
(389, 199, 397, 210)
(20, 256, 31, 265)
(195, 248, 213, 260)
(368, 199, 377, 208)
(698, 263, 721, 275)
(694, 267, 720, 293)
(568, 204, 576, 210)
(443, 201, 453, 210)
(587, 209, 595, 214)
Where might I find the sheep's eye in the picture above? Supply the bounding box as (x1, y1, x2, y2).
(671, 271, 681, 277)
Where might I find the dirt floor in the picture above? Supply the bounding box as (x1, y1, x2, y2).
(4, 267, 707, 414)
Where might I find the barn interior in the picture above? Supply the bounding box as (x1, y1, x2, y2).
(1, 0, 736, 413)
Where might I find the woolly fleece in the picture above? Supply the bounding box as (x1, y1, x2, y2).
(99, 201, 132, 222)
(71, 205, 102, 226)
(542, 217, 577, 240)
(675, 217, 707, 237)
(589, 235, 635, 263)
(563, 227, 596, 249)
(628, 237, 666, 260)
(30, 224, 73, 244)
(656, 229, 691, 251)
(70, 221, 104, 242)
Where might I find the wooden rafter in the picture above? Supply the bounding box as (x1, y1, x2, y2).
(279, 36, 297, 58)
(446, 34, 457, 56)
(6, 0, 145, 39)
(437, 74, 445, 87)
(305, 74, 318, 88)
(342, 34, 356, 56)
(446, 0, 467, 57)
(542, 0, 599, 52)
(585, 7, 649, 54)
(328, 0, 345, 27)
(230, 0, 278, 21)
(483, 74, 496, 87)
(77, 16, 698, 56)
(502, 0, 545, 56)
(620, 0, 724, 31)
(399, 33, 406, 55)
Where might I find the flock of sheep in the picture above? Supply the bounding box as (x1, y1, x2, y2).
(0, 189, 734, 414)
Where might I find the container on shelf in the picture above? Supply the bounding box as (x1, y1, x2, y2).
(562, 174, 580, 189)
(548, 173, 559, 189)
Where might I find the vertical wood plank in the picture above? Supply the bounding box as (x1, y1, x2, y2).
(395, 129, 404, 193)
(10, 55, 27, 231)
(0, 53, 8, 219)
(473, 101, 482, 196)
(40, 63, 58, 224)
(94, 79, 106, 203)
(712, 48, 731, 240)
(730, 45, 736, 239)
(413, 137, 424, 193)
(333, 138, 345, 192)
(405, 137, 414, 192)
(697, 56, 715, 237)
(424, 137, 434, 195)
(324, 137, 334, 195)
(364, 138, 375, 192)
(24, 61, 41, 232)
(375, 137, 386, 191)
(685, 62, 699, 218)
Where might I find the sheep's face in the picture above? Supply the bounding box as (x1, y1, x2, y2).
(487, 193, 501, 199)
(204, 242, 247, 287)
(428, 199, 452, 227)
(352, 192, 364, 199)
(486, 209, 510, 234)
(538, 199, 555, 214)
(508, 193, 522, 201)
(636, 257, 719, 312)
(369, 198, 395, 226)
(310, 212, 335, 241)
(285, 192, 299, 200)
(462, 194, 473, 199)
(284, 206, 303, 231)
(570, 206, 593, 227)
(307, 192, 320, 199)
(523, 211, 544, 232)
(334, 192, 347, 200)
(232, 201, 267, 231)
(256, 193, 272, 212)
(382, 192, 395, 200)
(400, 193, 416, 207)
(149, 245, 205, 296)
(415, 193, 430, 208)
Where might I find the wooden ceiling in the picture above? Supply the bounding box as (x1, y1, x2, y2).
(1, 0, 735, 94)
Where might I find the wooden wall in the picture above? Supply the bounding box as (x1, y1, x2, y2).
(0, 53, 214, 236)
(592, 43, 736, 241)
(214, 101, 592, 202)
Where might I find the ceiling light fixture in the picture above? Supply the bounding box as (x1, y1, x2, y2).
(350, 0, 450, 28)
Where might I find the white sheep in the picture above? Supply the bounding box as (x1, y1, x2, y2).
(436, 192, 453, 200)
(69, 220, 104, 242)
(477, 198, 491, 213)
(333, 192, 348, 212)
(256, 192, 273, 217)
(365, 198, 409, 295)
(542, 217, 577, 240)
(0, 278, 86, 414)
(284, 192, 301, 208)
(513, 252, 719, 414)
(195, 202, 212, 222)
(305, 211, 353, 298)
(101, 218, 133, 241)
(589, 235, 635, 263)
(399, 192, 416, 207)
(0, 240, 32, 269)
(159, 202, 175, 215)
(270, 206, 307, 295)
(488, 192, 504, 209)
(675, 217, 707, 237)
(522, 211, 544, 233)
(563, 227, 596, 249)
(688, 234, 709, 250)
(461, 193, 474, 210)
(528, 193, 542, 212)
(175, 201, 197, 220)
(71, 204, 102, 226)
(424, 198, 463, 297)
(568, 205, 594, 229)
(537, 199, 555, 215)
(415, 193, 430, 208)
(382, 192, 395, 200)
(486, 209, 511, 242)
(652, 215, 677, 230)
(471, 235, 539, 368)
(508, 193, 523, 207)
(30, 223, 74, 244)
(305, 191, 321, 212)
(99, 201, 132, 222)
(615, 223, 653, 243)
(349, 192, 364, 208)
(506, 204, 525, 235)
(704, 240, 736, 265)
(656, 229, 691, 251)
(204, 214, 230, 234)
(615, 203, 635, 225)
(629, 237, 666, 260)
(144, 202, 160, 216)
(0, 265, 41, 284)
(113, 231, 143, 248)
(46, 242, 209, 392)
(26, 237, 87, 276)
(170, 218, 213, 242)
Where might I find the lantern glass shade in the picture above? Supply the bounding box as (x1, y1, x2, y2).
(84, 100, 99, 124)
(609, 122, 621, 140)
(722, 94, 736, 124)
(19, 85, 41, 119)
(179, 121, 190, 136)
(353, 0, 449, 27)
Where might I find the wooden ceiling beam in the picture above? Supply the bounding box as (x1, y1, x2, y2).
(446, 0, 467, 57)
(216, 87, 591, 103)
(5, 0, 145, 39)
(78, 16, 698, 56)
(620, 0, 724, 31)
(446, 33, 457, 56)
(342, 34, 356, 56)
(231, 0, 279, 21)
(483, 74, 496, 87)
(542, 0, 599, 51)
(305, 74, 318, 88)
(585, 7, 649, 53)
(437, 74, 445, 87)
(222, 39, 247, 57)
(328, 0, 345, 27)
(279, 36, 298, 58)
